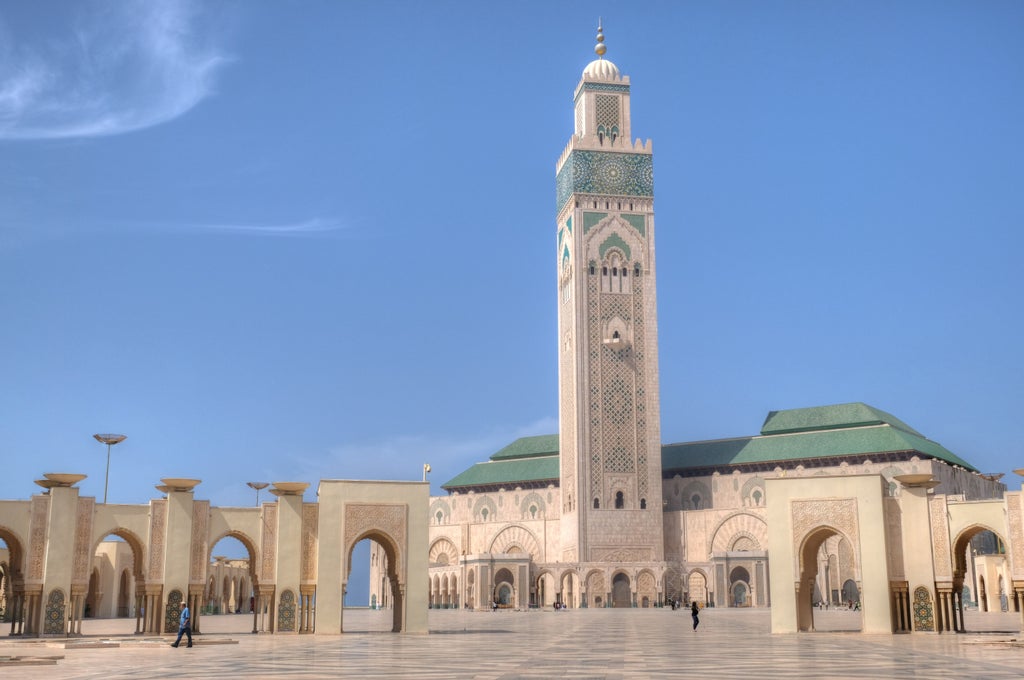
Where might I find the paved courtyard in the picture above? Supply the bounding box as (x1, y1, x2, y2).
(2, 608, 1022, 679)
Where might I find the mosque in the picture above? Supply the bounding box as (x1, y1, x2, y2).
(2, 28, 1023, 637)
(404, 26, 1021, 633)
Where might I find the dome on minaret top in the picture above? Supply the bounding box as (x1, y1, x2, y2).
(582, 21, 621, 80)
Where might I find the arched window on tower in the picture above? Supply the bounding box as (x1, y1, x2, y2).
(640, 498, 647, 510)
(615, 491, 624, 509)
(601, 251, 632, 294)
(593, 498, 600, 509)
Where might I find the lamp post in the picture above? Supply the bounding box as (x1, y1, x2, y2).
(422, 463, 431, 483)
(247, 482, 269, 507)
(93, 433, 126, 504)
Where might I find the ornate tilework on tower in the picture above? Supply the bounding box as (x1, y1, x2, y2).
(555, 24, 664, 566)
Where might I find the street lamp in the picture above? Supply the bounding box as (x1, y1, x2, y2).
(247, 482, 269, 507)
(93, 433, 126, 504)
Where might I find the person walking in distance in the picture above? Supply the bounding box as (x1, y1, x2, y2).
(171, 603, 193, 648)
(690, 601, 700, 631)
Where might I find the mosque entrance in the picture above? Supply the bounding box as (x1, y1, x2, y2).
(730, 566, 751, 607)
(494, 567, 515, 607)
(612, 573, 631, 608)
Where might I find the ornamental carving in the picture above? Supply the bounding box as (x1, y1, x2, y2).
(261, 504, 278, 582)
(710, 511, 767, 555)
(929, 496, 952, 579)
(301, 504, 318, 582)
(345, 504, 407, 575)
(596, 547, 651, 562)
(28, 495, 50, 581)
(72, 496, 95, 582)
(791, 499, 860, 568)
(148, 500, 167, 582)
(1006, 492, 1024, 578)
(489, 525, 541, 562)
(190, 501, 210, 583)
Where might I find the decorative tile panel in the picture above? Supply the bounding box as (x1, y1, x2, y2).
(278, 589, 296, 632)
(557, 150, 653, 213)
(43, 588, 65, 634)
(165, 589, 183, 633)
(574, 82, 631, 101)
(913, 586, 934, 631)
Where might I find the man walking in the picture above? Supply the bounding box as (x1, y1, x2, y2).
(171, 603, 193, 648)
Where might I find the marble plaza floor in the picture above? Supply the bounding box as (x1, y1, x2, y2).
(2, 608, 1022, 679)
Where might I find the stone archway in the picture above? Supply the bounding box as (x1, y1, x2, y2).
(797, 527, 862, 632)
(206, 530, 261, 634)
(0, 526, 26, 634)
(347, 529, 404, 632)
(89, 527, 148, 634)
(318, 480, 429, 635)
(951, 524, 1012, 631)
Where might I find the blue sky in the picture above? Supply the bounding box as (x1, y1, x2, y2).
(1, 0, 1022, 539)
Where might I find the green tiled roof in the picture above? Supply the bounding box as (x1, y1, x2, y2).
(662, 424, 977, 472)
(760, 402, 924, 437)
(489, 435, 560, 461)
(441, 455, 559, 490)
(442, 404, 979, 491)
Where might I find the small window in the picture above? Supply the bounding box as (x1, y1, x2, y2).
(593, 498, 600, 509)
(615, 491, 624, 509)
(589, 265, 595, 275)
(640, 498, 647, 509)
(481, 508, 488, 521)
(602, 266, 608, 275)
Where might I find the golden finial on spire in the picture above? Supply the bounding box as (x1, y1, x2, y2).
(595, 19, 606, 59)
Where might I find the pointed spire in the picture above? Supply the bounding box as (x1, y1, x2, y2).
(595, 19, 606, 59)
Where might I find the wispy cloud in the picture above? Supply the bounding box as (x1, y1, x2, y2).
(185, 217, 347, 237)
(0, 0, 229, 140)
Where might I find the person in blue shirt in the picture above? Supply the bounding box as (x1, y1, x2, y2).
(171, 603, 193, 648)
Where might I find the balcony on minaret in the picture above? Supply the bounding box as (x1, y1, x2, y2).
(603, 329, 631, 351)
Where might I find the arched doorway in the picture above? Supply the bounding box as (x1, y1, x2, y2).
(842, 579, 860, 607)
(493, 567, 514, 607)
(0, 528, 25, 635)
(206, 532, 261, 634)
(612, 573, 631, 608)
(687, 571, 707, 606)
(797, 527, 861, 632)
(951, 525, 1012, 631)
(730, 566, 751, 607)
(345, 531, 404, 633)
(87, 529, 147, 635)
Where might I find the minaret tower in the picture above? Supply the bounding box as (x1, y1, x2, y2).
(555, 24, 664, 565)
